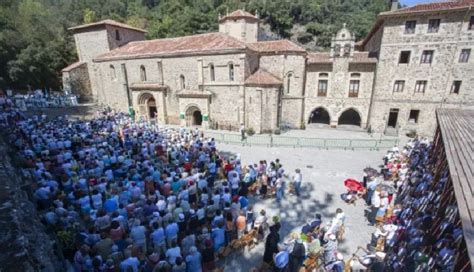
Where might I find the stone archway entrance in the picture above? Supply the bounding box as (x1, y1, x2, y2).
(186, 106, 202, 126)
(338, 108, 361, 126)
(308, 107, 330, 125)
(138, 92, 157, 119)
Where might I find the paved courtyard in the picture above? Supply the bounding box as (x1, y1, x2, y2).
(216, 143, 385, 271)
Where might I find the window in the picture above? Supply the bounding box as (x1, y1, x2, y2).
(421, 50, 434, 64)
(351, 73, 361, 78)
(110, 65, 116, 80)
(393, 80, 405, 93)
(405, 20, 416, 34)
(459, 49, 471, 63)
(115, 30, 121, 41)
(451, 81, 461, 94)
(414, 80, 427, 93)
(469, 16, 474, 30)
(209, 64, 215, 81)
(228, 63, 234, 81)
(140, 65, 146, 81)
(318, 80, 328, 97)
(408, 110, 420, 123)
(286, 73, 293, 94)
(428, 19, 440, 33)
(399, 51, 411, 64)
(180, 75, 185, 89)
(334, 44, 341, 56)
(344, 43, 351, 56)
(349, 80, 360, 97)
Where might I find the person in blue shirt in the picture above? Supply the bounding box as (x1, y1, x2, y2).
(274, 249, 289, 271)
(211, 222, 225, 253)
(185, 246, 202, 272)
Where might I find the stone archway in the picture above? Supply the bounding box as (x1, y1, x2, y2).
(308, 107, 331, 125)
(185, 105, 202, 126)
(338, 108, 361, 126)
(137, 92, 157, 119)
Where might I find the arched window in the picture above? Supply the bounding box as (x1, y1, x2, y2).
(209, 63, 215, 81)
(228, 63, 234, 81)
(110, 65, 116, 80)
(344, 43, 351, 56)
(140, 65, 147, 81)
(286, 73, 293, 94)
(319, 73, 329, 78)
(351, 73, 361, 78)
(115, 30, 121, 41)
(180, 75, 186, 89)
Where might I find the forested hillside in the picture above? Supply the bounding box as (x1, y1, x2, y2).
(0, 0, 388, 91)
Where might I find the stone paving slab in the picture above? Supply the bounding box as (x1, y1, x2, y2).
(216, 144, 384, 271)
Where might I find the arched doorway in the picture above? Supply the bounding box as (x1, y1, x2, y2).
(186, 106, 202, 126)
(147, 97, 157, 119)
(308, 107, 330, 124)
(338, 108, 361, 126)
(138, 92, 157, 119)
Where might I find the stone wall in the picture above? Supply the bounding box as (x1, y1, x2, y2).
(244, 86, 280, 133)
(105, 25, 145, 50)
(304, 60, 375, 128)
(259, 54, 306, 128)
(368, 10, 474, 136)
(0, 139, 59, 271)
(95, 52, 247, 127)
(62, 63, 92, 101)
(74, 29, 110, 62)
(218, 19, 258, 43)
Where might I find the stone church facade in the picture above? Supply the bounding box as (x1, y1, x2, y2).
(63, 0, 474, 136)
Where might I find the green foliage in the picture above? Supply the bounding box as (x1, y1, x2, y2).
(0, 0, 388, 91)
(83, 8, 97, 24)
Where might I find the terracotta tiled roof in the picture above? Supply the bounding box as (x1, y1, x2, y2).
(245, 68, 282, 86)
(248, 40, 306, 54)
(307, 53, 332, 64)
(350, 52, 377, 64)
(68, 19, 147, 33)
(61, 61, 86, 72)
(219, 9, 259, 23)
(95, 32, 248, 61)
(380, 0, 474, 16)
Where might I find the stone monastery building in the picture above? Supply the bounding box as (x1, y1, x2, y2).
(62, 0, 474, 136)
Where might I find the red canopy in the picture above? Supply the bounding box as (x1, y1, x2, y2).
(344, 179, 364, 192)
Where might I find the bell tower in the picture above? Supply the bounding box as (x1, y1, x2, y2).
(330, 24, 355, 58)
(218, 9, 259, 43)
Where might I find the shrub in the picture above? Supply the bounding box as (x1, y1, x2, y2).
(246, 127, 255, 136)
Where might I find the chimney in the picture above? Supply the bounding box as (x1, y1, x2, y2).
(390, 0, 399, 11)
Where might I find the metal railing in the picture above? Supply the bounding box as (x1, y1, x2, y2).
(204, 131, 398, 151)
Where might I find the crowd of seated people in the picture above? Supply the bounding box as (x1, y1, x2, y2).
(348, 138, 464, 272)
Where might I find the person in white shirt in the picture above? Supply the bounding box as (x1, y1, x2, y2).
(369, 189, 381, 225)
(293, 169, 302, 196)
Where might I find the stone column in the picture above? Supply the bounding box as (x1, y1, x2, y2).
(197, 58, 203, 89)
(157, 60, 164, 85)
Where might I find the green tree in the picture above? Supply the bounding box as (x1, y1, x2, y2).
(83, 8, 96, 23)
